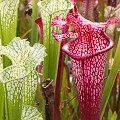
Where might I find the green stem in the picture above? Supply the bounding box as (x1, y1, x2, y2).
(31, 0, 39, 46)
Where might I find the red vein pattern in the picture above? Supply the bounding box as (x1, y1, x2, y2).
(70, 53, 107, 119)
(52, 5, 119, 120)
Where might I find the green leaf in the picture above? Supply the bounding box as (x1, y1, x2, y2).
(111, 112, 117, 120)
(31, 0, 39, 46)
(0, 81, 4, 120)
(108, 109, 112, 120)
(0, 38, 4, 120)
(21, 105, 43, 120)
(0, 39, 3, 73)
(101, 36, 120, 119)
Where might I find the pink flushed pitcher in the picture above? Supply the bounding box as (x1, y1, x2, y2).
(52, 5, 119, 120)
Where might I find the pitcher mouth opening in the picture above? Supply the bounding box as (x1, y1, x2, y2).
(62, 33, 114, 61)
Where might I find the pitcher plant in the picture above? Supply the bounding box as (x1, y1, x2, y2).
(52, 5, 119, 120)
(36, 0, 74, 82)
